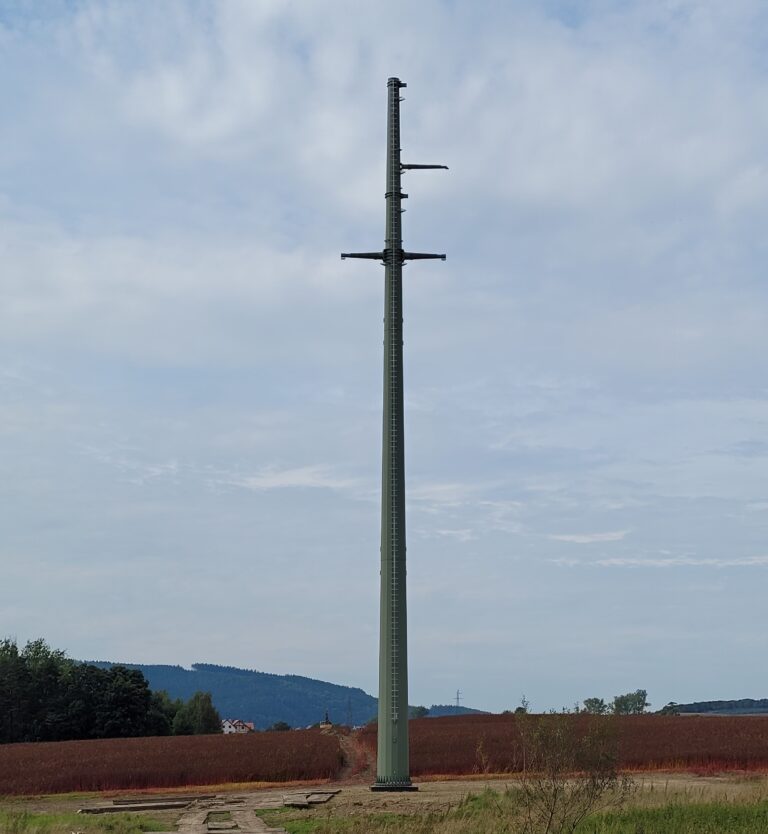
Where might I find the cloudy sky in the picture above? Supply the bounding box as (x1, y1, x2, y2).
(2, 0, 767, 713)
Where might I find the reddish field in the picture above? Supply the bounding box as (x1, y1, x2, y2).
(5, 715, 768, 795)
(0, 730, 343, 795)
(359, 715, 768, 776)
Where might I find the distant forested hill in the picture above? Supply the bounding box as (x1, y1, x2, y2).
(427, 704, 488, 717)
(87, 662, 377, 729)
(676, 698, 768, 715)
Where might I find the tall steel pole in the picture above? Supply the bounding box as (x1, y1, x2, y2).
(342, 77, 446, 791)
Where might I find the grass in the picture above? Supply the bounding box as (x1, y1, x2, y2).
(260, 810, 414, 834)
(260, 789, 768, 834)
(206, 810, 233, 823)
(0, 809, 173, 833)
(589, 801, 768, 833)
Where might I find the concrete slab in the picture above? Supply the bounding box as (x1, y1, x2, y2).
(80, 800, 190, 813)
(112, 794, 215, 804)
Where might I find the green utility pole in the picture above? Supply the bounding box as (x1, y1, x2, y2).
(342, 77, 447, 791)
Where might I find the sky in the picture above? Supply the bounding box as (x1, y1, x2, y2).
(1, 0, 767, 714)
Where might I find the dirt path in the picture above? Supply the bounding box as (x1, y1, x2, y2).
(335, 729, 375, 783)
(175, 793, 289, 833)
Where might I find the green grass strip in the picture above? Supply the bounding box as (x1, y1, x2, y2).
(0, 809, 173, 833)
(584, 800, 768, 833)
(263, 796, 768, 834)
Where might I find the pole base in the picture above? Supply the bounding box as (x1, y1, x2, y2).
(370, 782, 419, 792)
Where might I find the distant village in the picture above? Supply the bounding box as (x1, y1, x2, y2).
(221, 715, 334, 734)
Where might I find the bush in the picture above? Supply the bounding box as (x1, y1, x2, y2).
(517, 713, 633, 834)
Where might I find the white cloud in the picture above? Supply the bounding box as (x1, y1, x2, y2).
(549, 530, 630, 544)
(552, 555, 768, 568)
(81, 445, 181, 486)
(409, 481, 482, 508)
(212, 465, 358, 492)
(427, 528, 476, 543)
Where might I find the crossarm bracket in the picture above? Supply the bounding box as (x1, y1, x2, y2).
(403, 252, 446, 261)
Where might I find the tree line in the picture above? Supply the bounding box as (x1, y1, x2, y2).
(581, 689, 649, 715)
(502, 690, 651, 717)
(0, 638, 221, 743)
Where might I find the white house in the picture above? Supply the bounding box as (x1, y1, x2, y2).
(222, 718, 255, 734)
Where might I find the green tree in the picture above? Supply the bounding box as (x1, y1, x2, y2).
(611, 689, 649, 715)
(171, 703, 194, 735)
(55, 662, 106, 740)
(0, 638, 29, 743)
(582, 697, 609, 715)
(409, 706, 429, 719)
(515, 694, 531, 715)
(147, 690, 183, 736)
(173, 691, 221, 735)
(0, 638, 180, 743)
(20, 639, 69, 741)
(268, 721, 291, 731)
(95, 665, 152, 738)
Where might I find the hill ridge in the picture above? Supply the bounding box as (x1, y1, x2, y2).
(84, 660, 377, 729)
(675, 697, 768, 715)
(84, 660, 487, 728)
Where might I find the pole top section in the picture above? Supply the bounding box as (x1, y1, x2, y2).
(388, 77, 407, 88)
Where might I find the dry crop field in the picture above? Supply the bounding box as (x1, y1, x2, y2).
(4, 714, 768, 797)
(0, 729, 343, 794)
(359, 714, 768, 776)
